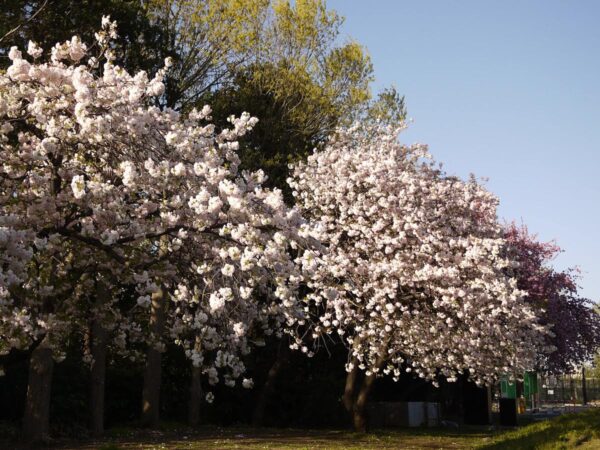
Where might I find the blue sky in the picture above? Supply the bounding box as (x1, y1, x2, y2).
(328, 0, 600, 301)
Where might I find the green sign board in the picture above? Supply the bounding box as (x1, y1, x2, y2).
(500, 372, 538, 408)
(500, 378, 517, 399)
(523, 371, 539, 407)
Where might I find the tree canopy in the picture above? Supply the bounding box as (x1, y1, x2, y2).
(504, 224, 600, 374)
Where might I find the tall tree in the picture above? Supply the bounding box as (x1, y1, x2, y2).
(139, 0, 380, 424)
(0, 22, 316, 439)
(289, 125, 546, 431)
(0, 0, 163, 72)
(1, 0, 406, 430)
(504, 224, 600, 374)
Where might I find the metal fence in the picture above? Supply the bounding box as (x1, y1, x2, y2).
(538, 373, 600, 405)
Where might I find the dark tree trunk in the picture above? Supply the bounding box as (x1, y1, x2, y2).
(252, 340, 290, 426)
(351, 371, 377, 433)
(89, 323, 108, 435)
(342, 352, 385, 433)
(342, 358, 360, 415)
(89, 281, 110, 436)
(188, 365, 203, 426)
(23, 337, 54, 442)
(141, 286, 166, 427)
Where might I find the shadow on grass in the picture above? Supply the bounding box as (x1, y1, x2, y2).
(55, 425, 495, 449)
(480, 408, 600, 450)
(21, 418, 598, 449)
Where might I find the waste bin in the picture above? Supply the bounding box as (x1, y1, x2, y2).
(499, 398, 517, 426)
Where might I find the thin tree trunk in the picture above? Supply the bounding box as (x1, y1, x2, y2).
(342, 358, 360, 414)
(252, 340, 290, 426)
(141, 285, 166, 427)
(89, 281, 110, 436)
(188, 365, 203, 426)
(23, 336, 54, 442)
(582, 367, 588, 405)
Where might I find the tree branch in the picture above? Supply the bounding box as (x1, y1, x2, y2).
(0, 0, 49, 45)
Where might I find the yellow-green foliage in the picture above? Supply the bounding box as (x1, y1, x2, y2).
(256, 1, 374, 137)
(2, 0, 403, 200)
(142, 1, 392, 196)
(143, 0, 269, 108)
(143, 0, 373, 117)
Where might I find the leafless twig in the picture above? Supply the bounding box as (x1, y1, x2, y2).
(0, 0, 49, 45)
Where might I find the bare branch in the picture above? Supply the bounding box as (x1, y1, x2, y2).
(0, 0, 49, 45)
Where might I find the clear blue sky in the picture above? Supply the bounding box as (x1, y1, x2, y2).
(328, 0, 600, 301)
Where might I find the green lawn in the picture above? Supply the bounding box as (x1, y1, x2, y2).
(3, 408, 599, 449)
(480, 408, 600, 450)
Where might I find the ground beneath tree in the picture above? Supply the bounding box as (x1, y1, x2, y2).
(4, 426, 496, 449)
(3, 408, 599, 450)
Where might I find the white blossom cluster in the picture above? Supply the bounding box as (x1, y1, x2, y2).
(0, 18, 548, 394)
(289, 125, 547, 385)
(0, 18, 317, 391)
(0, 219, 34, 354)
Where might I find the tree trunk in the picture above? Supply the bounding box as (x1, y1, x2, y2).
(342, 358, 360, 414)
(141, 285, 166, 427)
(23, 336, 54, 442)
(188, 365, 203, 426)
(342, 352, 385, 433)
(351, 370, 377, 433)
(90, 323, 108, 436)
(89, 281, 110, 436)
(252, 340, 290, 426)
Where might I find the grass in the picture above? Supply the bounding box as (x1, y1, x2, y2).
(3, 408, 599, 449)
(480, 407, 600, 450)
(83, 426, 495, 449)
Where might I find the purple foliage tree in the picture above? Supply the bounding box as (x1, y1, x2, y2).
(504, 223, 600, 373)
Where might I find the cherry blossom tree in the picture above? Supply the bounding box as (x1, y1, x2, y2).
(504, 223, 600, 374)
(0, 18, 315, 439)
(0, 224, 34, 354)
(289, 125, 547, 431)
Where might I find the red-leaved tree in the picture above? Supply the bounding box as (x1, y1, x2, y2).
(504, 223, 600, 374)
